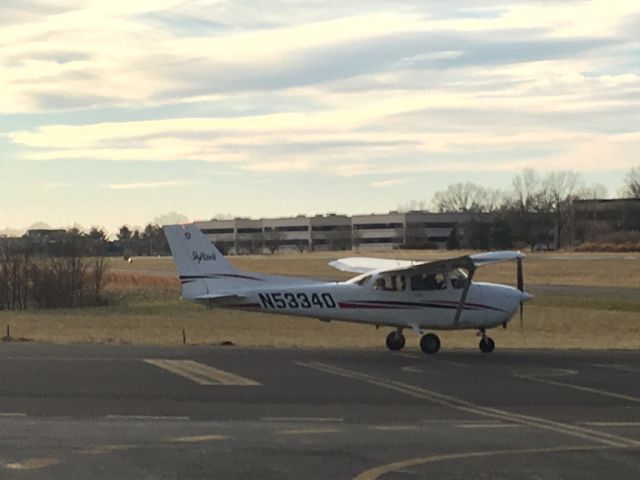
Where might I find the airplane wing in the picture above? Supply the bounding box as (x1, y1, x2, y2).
(328, 257, 419, 274)
(330, 251, 525, 275)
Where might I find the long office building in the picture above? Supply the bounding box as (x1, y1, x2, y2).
(194, 211, 485, 254)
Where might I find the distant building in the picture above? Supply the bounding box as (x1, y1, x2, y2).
(574, 198, 640, 230)
(194, 211, 488, 254)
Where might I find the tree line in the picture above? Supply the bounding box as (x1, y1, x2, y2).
(416, 167, 640, 250)
(0, 232, 108, 310)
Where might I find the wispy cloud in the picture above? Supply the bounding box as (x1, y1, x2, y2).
(106, 180, 194, 190)
(371, 179, 410, 188)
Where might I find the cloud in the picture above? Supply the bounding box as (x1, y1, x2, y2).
(105, 180, 194, 190)
(371, 179, 410, 188)
(2, 0, 640, 181)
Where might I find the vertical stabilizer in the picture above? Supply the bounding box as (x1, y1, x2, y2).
(163, 224, 239, 298)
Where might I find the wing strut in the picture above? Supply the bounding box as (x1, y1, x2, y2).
(453, 265, 477, 325)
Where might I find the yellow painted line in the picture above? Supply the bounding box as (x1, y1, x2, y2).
(170, 434, 227, 443)
(144, 359, 260, 386)
(515, 374, 640, 404)
(298, 361, 640, 448)
(277, 427, 342, 435)
(0, 412, 27, 417)
(353, 445, 611, 480)
(76, 445, 134, 455)
(5, 458, 60, 470)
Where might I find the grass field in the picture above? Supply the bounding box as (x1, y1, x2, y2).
(1, 251, 639, 350)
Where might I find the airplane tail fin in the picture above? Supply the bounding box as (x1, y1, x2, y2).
(163, 224, 256, 299)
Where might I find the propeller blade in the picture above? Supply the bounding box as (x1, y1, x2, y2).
(519, 300, 524, 329)
(517, 257, 524, 330)
(517, 257, 524, 292)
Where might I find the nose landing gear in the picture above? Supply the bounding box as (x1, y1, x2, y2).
(478, 329, 495, 353)
(420, 333, 441, 354)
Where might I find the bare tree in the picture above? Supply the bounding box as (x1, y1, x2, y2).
(511, 168, 541, 212)
(575, 183, 608, 200)
(621, 166, 640, 198)
(432, 182, 501, 213)
(543, 171, 582, 249)
(263, 229, 284, 254)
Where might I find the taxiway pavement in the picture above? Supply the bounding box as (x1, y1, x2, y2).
(0, 344, 639, 479)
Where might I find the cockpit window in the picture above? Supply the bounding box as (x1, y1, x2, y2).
(410, 272, 446, 291)
(450, 268, 469, 290)
(373, 275, 407, 291)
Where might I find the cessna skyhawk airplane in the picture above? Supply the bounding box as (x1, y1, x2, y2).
(164, 224, 533, 354)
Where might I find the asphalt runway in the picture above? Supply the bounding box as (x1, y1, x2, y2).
(0, 344, 639, 479)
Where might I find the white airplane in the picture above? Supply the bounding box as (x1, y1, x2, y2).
(164, 224, 533, 354)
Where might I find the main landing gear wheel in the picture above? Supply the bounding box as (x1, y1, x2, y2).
(386, 330, 406, 351)
(420, 333, 441, 354)
(479, 336, 495, 353)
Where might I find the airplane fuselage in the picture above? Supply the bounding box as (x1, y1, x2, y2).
(199, 280, 522, 331)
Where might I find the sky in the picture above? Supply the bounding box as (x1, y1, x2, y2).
(1, 0, 639, 234)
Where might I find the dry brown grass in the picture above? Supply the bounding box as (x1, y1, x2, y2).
(3, 304, 639, 349)
(1, 251, 638, 349)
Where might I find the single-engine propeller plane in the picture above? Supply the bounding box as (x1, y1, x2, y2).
(164, 224, 533, 354)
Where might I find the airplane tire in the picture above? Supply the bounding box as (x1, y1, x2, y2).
(386, 331, 405, 351)
(479, 337, 495, 353)
(420, 333, 440, 354)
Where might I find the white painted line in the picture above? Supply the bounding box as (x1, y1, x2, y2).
(371, 425, 418, 431)
(105, 415, 190, 421)
(401, 366, 424, 373)
(515, 374, 640, 404)
(456, 423, 521, 429)
(144, 359, 261, 386)
(277, 427, 342, 435)
(298, 361, 640, 448)
(0, 412, 27, 417)
(588, 364, 640, 374)
(263, 417, 344, 423)
(170, 434, 227, 443)
(581, 422, 640, 427)
(5, 458, 60, 470)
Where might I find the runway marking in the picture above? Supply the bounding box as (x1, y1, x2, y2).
(144, 359, 261, 386)
(370, 425, 418, 431)
(588, 363, 640, 374)
(5, 458, 60, 470)
(514, 373, 640, 404)
(298, 361, 640, 448)
(76, 445, 134, 455)
(400, 366, 423, 373)
(352, 445, 612, 480)
(263, 417, 344, 423)
(456, 422, 521, 429)
(581, 422, 640, 427)
(170, 434, 227, 443)
(105, 415, 191, 421)
(277, 427, 342, 435)
(0, 412, 27, 418)
(397, 353, 467, 367)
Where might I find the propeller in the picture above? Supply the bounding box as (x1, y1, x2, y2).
(517, 257, 524, 329)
